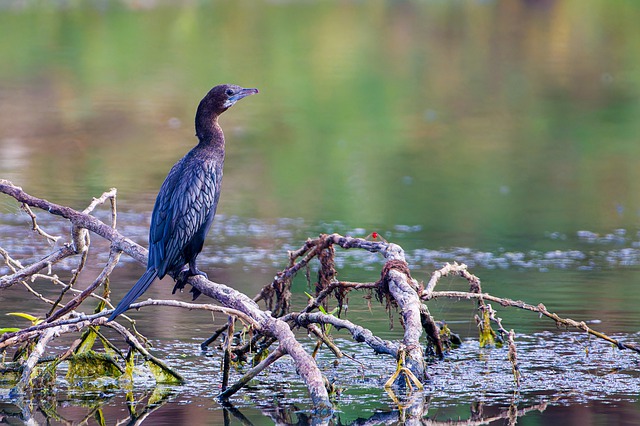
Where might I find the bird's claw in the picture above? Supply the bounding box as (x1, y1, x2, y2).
(190, 287, 202, 300)
(189, 269, 206, 300)
(172, 268, 207, 300)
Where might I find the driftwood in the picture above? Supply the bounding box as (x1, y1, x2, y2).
(1, 179, 639, 418)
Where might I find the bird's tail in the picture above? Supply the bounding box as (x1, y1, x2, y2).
(108, 269, 158, 321)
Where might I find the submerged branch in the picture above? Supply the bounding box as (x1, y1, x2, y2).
(188, 276, 331, 409)
(13, 327, 58, 395)
(105, 320, 185, 384)
(218, 347, 286, 400)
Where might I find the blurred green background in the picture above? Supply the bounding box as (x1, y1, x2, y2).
(2, 0, 639, 241)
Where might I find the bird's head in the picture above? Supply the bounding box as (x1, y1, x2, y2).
(201, 84, 259, 116)
(195, 84, 259, 142)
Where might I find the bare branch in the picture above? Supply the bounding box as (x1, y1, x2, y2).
(82, 188, 117, 217)
(218, 346, 286, 400)
(19, 203, 60, 244)
(0, 245, 76, 289)
(0, 180, 147, 264)
(424, 262, 481, 296)
(308, 323, 343, 359)
(47, 248, 123, 322)
(291, 312, 399, 357)
(129, 299, 261, 330)
(426, 290, 640, 353)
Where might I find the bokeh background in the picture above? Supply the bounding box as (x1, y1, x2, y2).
(2, 0, 639, 237)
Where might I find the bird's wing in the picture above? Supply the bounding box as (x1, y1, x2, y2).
(148, 157, 219, 277)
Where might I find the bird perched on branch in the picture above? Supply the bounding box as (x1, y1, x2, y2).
(108, 84, 259, 321)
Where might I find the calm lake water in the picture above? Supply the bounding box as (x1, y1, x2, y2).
(1, 1, 640, 424)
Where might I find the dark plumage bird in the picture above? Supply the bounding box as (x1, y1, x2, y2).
(108, 84, 259, 321)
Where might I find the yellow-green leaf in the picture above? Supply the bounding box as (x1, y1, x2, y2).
(6, 312, 42, 325)
(252, 349, 270, 367)
(94, 409, 106, 426)
(477, 310, 496, 348)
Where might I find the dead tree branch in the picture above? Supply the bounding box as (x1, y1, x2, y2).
(218, 346, 286, 400)
(2, 178, 639, 414)
(0, 180, 331, 410)
(291, 312, 399, 357)
(0, 245, 77, 289)
(47, 248, 122, 323)
(20, 203, 60, 244)
(256, 234, 431, 384)
(424, 290, 640, 353)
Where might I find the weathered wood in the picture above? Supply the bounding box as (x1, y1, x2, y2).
(327, 235, 428, 384)
(292, 312, 399, 357)
(0, 180, 332, 409)
(189, 276, 331, 409)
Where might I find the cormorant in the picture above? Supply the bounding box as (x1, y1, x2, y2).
(108, 84, 259, 321)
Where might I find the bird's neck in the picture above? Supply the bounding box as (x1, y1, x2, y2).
(196, 116, 225, 151)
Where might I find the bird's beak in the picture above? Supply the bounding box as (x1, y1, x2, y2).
(235, 87, 259, 100)
(224, 87, 259, 108)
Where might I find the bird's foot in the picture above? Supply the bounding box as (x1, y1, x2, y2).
(172, 268, 207, 300)
(189, 269, 207, 300)
(190, 286, 202, 300)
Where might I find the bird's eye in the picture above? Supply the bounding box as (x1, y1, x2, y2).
(225, 89, 235, 96)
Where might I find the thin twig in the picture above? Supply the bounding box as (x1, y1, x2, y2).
(48, 236, 90, 317)
(0, 245, 76, 289)
(20, 203, 60, 244)
(82, 188, 117, 216)
(308, 323, 343, 359)
(426, 290, 640, 353)
(218, 346, 286, 400)
(221, 315, 235, 391)
(47, 248, 122, 322)
(507, 329, 521, 387)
